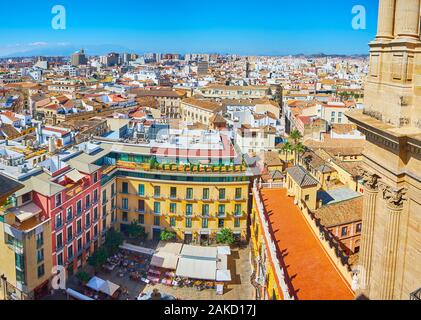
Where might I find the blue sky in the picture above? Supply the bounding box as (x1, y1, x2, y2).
(0, 0, 378, 56)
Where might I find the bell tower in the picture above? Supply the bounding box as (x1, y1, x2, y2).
(347, 0, 421, 300)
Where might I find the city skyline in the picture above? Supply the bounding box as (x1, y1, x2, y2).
(0, 0, 378, 57)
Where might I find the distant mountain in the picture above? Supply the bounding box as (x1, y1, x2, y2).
(2, 44, 133, 58)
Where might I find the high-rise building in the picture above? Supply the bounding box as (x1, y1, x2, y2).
(347, 0, 421, 300)
(100, 53, 119, 67)
(70, 49, 88, 66)
(197, 61, 209, 76)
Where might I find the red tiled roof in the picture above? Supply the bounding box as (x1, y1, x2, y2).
(260, 188, 354, 300)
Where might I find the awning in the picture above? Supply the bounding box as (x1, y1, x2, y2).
(86, 276, 105, 292)
(65, 169, 85, 183)
(217, 254, 228, 270)
(66, 288, 94, 301)
(86, 276, 120, 296)
(150, 242, 182, 270)
(217, 246, 231, 255)
(100, 280, 120, 296)
(216, 270, 232, 282)
(119, 242, 155, 255)
(11, 202, 42, 222)
(176, 257, 217, 280)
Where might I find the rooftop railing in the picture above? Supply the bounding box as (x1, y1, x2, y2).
(252, 179, 294, 300)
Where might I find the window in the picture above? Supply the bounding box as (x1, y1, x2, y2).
(185, 218, 192, 228)
(170, 203, 177, 214)
(202, 204, 209, 217)
(55, 212, 63, 229)
(202, 218, 208, 229)
(154, 216, 160, 226)
(203, 188, 210, 200)
(102, 190, 107, 204)
(138, 200, 145, 213)
(85, 194, 91, 209)
(235, 188, 242, 200)
(57, 252, 63, 266)
(138, 184, 145, 196)
(234, 204, 242, 216)
(67, 226, 73, 242)
(218, 219, 224, 228)
(102, 205, 107, 218)
(354, 246, 360, 253)
(85, 212, 91, 227)
(66, 206, 73, 222)
(86, 231, 91, 244)
(186, 188, 193, 200)
(76, 200, 82, 215)
(77, 238, 82, 252)
(122, 198, 129, 210)
(234, 218, 240, 228)
(186, 204, 193, 216)
(22, 192, 31, 204)
(138, 214, 144, 224)
(93, 172, 98, 183)
(341, 226, 348, 237)
(218, 204, 225, 217)
(36, 232, 44, 248)
(56, 233, 63, 250)
(122, 182, 129, 194)
(68, 245, 73, 259)
(170, 187, 177, 199)
(93, 189, 98, 203)
(154, 186, 161, 197)
(93, 207, 98, 221)
(219, 188, 226, 200)
(94, 225, 98, 238)
(122, 212, 128, 222)
(37, 249, 44, 263)
(111, 183, 116, 196)
(76, 220, 82, 235)
(154, 202, 161, 214)
(55, 193, 62, 207)
(356, 223, 362, 233)
(170, 217, 176, 227)
(37, 264, 45, 278)
(305, 194, 310, 201)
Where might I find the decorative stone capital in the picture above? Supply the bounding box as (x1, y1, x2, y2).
(359, 168, 380, 191)
(379, 183, 408, 210)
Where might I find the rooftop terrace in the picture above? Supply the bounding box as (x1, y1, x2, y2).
(258, 188, 354, 300)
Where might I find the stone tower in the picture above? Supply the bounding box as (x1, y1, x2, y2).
(347, 0, 421, 300)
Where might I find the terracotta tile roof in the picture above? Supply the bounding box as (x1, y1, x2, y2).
(314, 197, 363, 227)
(182, 97, 223, 112)
(260, 188, 354, 300)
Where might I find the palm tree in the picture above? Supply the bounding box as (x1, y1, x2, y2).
(289, 129, 302, 145)
(281, 141, 293, 165)
(293, 142, 305, 165)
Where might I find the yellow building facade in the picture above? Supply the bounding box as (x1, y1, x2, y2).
(114, 176, 249, 243)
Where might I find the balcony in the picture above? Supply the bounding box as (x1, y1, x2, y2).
(65, 183, 84, 200)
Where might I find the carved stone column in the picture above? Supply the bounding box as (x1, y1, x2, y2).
(394, 0, 421, 40)
(358, 171, 380, 293)
(376, 0, 396, 40)
(379, 185, 407, 300)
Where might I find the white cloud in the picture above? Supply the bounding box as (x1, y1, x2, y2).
(28, 42, 48, 47)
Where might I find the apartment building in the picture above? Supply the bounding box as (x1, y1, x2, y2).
(180, 98, 223, 126)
